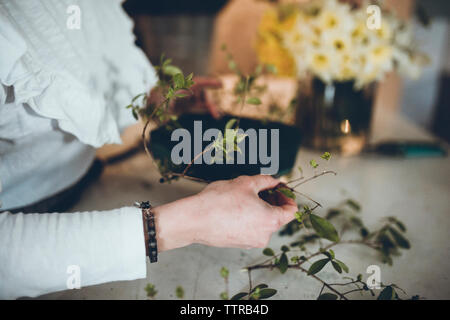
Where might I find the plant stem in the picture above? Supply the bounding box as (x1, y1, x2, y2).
(290, 170, 337, 189)
(181, 143, 214, 177)
(166, 173, 209, 183)
(292, 190, 322, 208)
(297, 266, 348, 300)
(247, 270, 253, 300)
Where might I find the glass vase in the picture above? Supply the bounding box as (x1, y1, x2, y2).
(296, 78, 375, 155)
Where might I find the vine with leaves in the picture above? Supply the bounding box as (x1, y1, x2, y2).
(216, 155, 417, 300)
(129, 53, 418, 301)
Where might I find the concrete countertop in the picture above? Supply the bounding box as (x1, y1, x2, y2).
(39, 107, 450, 300)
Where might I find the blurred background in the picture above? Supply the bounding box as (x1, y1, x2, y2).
(121, 0, 449, 144)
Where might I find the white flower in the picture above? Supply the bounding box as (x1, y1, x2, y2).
(276, 0, 427, 86)
(313, 0, 354, 33)
(305, 47, 339, 83)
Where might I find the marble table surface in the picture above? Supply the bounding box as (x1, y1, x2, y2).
(39, 108, 450, 300)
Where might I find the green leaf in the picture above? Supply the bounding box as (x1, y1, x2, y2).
(265, 64, 277, 74)
(322, 250, 333, 260)
(173, 72, 185, 88)
(220, 292, 229, 300)
(132, 93, 145, 103)
(388, 217, 406, 232)
(144, 283, 157, 298)
(163, 65, 182, 76)
(317, 293, 338, 300)
(350, 216, 364, 227)
(395, 221, 407, 232)
(310, 214, 340, 242)
(132, 109, 138, 120)
(251, 284, 268, 293)
(346, 199, 361, 212)
(277, 187, 296, 200)
(307, 258, 330, 275)
(246, 97, 262, 105)
(387, 227, 411, 249)
(320, 152, 331, 161)
(175, 286, 184, 299)
(395, 220, 406, 232)
(328, 249, 335, 259)
(262, 248, 275, 256)
(258, 288, 277, 299)
(225, 118, 237, 130)
(294, 211, 304, 223)
(309, 159, 318, 168)
(301, 205, 312, 215)
(220, 267, 229, 279)
(377, 286, 395, 300)
(230, 292, 248, 300)
(360, 227, 369, 238)
(331, 261, 342, 274)
(278, 253, 288, 274)
(334, 259, 349, 273)
(228, 61, 238, 72)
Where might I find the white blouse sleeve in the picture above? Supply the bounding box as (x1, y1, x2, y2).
(0, 1, 158, 147)
(0, 207, 147, 299)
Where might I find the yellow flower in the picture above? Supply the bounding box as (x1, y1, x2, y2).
(256, 8, 297, 76)
(256, 35, 296, 77)
(278, 10, 298, 31)
(258, 10, 280, 34)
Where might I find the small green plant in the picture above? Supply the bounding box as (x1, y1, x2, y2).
(220, 267, 229, 300)
(145, 283, 157, 299)
(175, 285, 185, 299)
(126, 51, 270, 184)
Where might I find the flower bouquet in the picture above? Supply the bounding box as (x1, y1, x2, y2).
(256, 0, 428, 153)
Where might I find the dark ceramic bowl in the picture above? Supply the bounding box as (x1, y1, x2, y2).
(149, 113, 302, 181)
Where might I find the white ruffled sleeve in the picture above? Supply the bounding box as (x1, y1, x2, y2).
(0, 207, 147, 299)
(0, 3, 158, 148)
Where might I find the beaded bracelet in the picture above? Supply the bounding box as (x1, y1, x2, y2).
(136, 201, 158, 263)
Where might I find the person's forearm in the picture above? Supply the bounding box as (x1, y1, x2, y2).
(0, 207, 146, 299)
(154, 195, 199, 252)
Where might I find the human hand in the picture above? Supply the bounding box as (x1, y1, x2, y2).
(173, 76, 222, 118)
(154, 175, 298, 251)
(146, 76, 222, 119)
